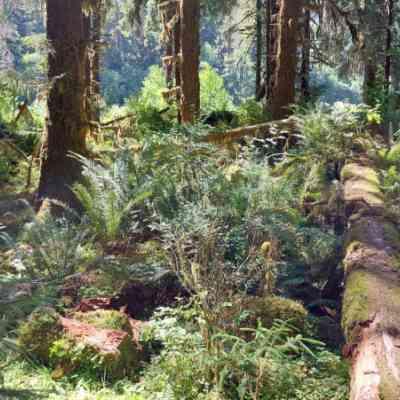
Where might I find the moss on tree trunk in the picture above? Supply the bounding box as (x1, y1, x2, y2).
(341, 161, 400, 400)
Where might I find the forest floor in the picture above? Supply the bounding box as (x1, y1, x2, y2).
(0, 359, 142, 400)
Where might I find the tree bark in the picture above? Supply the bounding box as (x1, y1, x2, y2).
(174, 1, 182, 123)
(341, 159, 400, 400)
(265, 0, 279, 106)
(180, 0, 200, 124)
(359, 0, 387, 106)
(38, 0, 89, 208)
(269, 0, 302, 119)
(384, 0, 394, 93)
(255, 0, 263, 99)
(300, 8, 311, 102)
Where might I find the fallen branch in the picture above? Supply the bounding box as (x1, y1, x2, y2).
(88, 113, 135, 129)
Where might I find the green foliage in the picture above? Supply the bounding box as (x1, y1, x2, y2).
(18, 307, 63, 364)
(236, 98, 267, 126)
(11, 206, 94, 280)
(281, 102, 382, 193)
(135, 306, 349, 400)
(72, 154, 151, 243)
(129, 64, 234, 121)
(138, 65, 168, 110)
(200, 63, 234, 114)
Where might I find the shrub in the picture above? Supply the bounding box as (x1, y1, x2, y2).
(135, 305, 349, 400)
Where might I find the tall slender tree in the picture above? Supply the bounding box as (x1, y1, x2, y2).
(38, 0, 89, 208)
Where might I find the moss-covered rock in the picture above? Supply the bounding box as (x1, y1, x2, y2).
(246, 296, 308, 330)
(18, 308, 142, 380)
(18, 307, 63, 364)
(54, 317, 140, 379)
(222, 296, 308, 335)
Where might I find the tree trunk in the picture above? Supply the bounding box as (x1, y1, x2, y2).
(300, 8, 311, 102)
(265, 0, 279, 106)
(341, 159, 400, 400)
(269, 0, 302, 119)
(92, 1, 102, 121)
(180, 0, 200, 124)
(38, 0, 88, 208)
(384, 0, 394, 93)
(359, 0, 387, 106)
(174, 1, 182, 122)
(255, 0, 263, 99)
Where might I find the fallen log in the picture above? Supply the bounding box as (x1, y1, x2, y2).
(341, 160, 400, 400)
(200, 116, 299, 145)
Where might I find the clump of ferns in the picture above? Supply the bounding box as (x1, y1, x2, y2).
(280, 103, 382, 190)
(72, 153, 151, 244)
(6, 204, 93, 280)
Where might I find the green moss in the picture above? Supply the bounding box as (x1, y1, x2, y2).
(387, 143, 400, 164)
(49, 331, 139, 380)
(381, 221, 400, 251)
(72, 310, 132, 335)
(18, 307, 63, 364)
(18, 308, 141, 380)
(341, 163, 380, 186)
(342, 270, 400, 344)
(345, 218, 400, 252)
(242, 296, 308, 331)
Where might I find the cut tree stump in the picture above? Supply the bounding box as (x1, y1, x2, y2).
(341, 161, 400, 400)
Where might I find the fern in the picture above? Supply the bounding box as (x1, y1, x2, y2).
(72, 154, 151, 242)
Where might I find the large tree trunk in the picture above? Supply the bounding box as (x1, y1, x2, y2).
(255, 0, 263, 98)
(180, 0, 200, 124)
(38, 0, 89, 208)
(300, 8, 311, 102)
(91, 1, 103, 122)
(265, 0, 279, 106)
(269, 0, 302, 119)
(341, 159, 400, 400)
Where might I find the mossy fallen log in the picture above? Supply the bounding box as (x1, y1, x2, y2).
(201, 117, 299, 145)
(340, 161, 400, 400)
